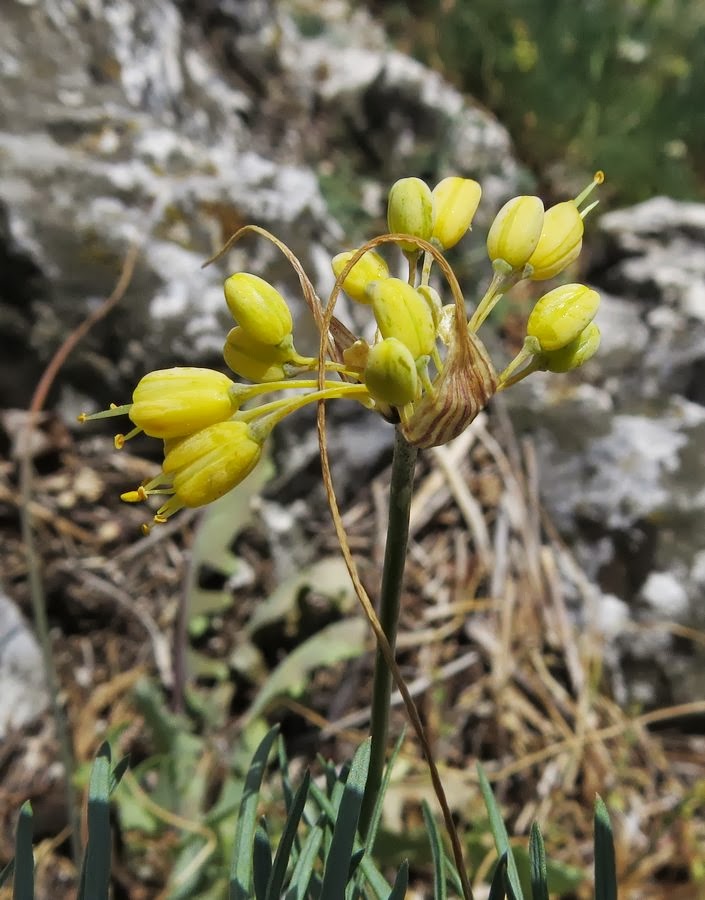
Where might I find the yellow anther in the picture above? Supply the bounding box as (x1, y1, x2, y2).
(114, 434, 126, 450)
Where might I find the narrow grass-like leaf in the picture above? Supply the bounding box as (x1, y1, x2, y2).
(78, 742, 112, 900)
(444, 853, 465, 898)
(265, 770, 311, 900)
(529, 823, 549, 900)
(488, 852, 508, 900)
(477, 764, 524, 900)
(422, 800, 448, 900)
(594, 795, 617, 900)
(110, 755, 131, 794)
(348, 847, 365, 879)
(284, 825, 323, 900)
(13, 801, 33, 900)
(229, 724, 280, 900)
(253, 819, 272, 900)
(320, 739, 371, 897)
(386, 860, 409, 900)
(0, 858, 15, 889)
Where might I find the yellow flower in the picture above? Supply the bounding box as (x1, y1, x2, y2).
(130, 367, 240, 438)
(387, 177, 434, 253)
(527, 283, 600, 352)
(331, 249, 389, 304)
(223, 326, 292, 382)
(368, 278, 437, 360)
(527, 200, 584, 281)
(542, 322, 601, 372)
(122, 420, 263, 527)
(223, 273, 293, 346)
(486, 195, 545, 270)
(431, 177, 482, 250)
(364, 338, 419, 408)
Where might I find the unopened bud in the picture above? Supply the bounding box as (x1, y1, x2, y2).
(387, 177, 433, 253)
(543, 322, 601, 372)
(369, 278, 437, 359)
(487, 195, 545, 270)
(416, 284, 443, 328)
(331, 249, 389, 304)
(364, 337, 419, 407)
(223, 326, 291, 382)
(527, 201, 584, 281)
(431, 177, 482, 250)
(527, 283, 600, 352)
(223, 273, 293, 346)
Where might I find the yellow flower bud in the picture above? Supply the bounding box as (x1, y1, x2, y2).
(129, 367, 239, 439)
(431, 177, 482, 250)
(223, 273, 293, 346)
(542, 322, 601, 372)
(331, 249, 389, 304)
(486, 195, 545, 270)
(223, 326, 290, 382)
(162, 420, 262, 509)
(369, 278, 437, 359)
(387, 177, 433, 253)
(364, 337, 419, 407)
(527, 201, 584, 281)
(527, 283, 600, 352)
(416, 284, 443, 328)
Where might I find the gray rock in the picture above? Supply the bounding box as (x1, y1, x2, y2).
(0, 591, 49, 738)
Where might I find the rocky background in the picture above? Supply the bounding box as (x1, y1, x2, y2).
(2, 0, 705, 887)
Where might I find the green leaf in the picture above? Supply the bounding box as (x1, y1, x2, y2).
(78, 743, 112, 900)
(320, 739, 371, 897)
(386, 860, 409, 900)
(284, 825, 323, 900)
(265, 770, 311, 900)
(477, 764, 524, 900)
(246, 618, 367, 722)
(488, 852, 508, 900)
(594, 795, 618, 900)
(13, 801, 33, 900)
(422, 800, 447, 900)
(253, 820, 272, 900)
(529, 823, 549, 900)
(229, 724, 280, 900)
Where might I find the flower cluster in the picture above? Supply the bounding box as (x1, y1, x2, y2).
(81, 172, 603, 530)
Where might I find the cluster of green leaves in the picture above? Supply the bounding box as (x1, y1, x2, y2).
(375, 0, 705, 203)
(1, 729, 618, 899)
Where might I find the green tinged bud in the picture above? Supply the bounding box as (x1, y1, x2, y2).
(486, 195, 545, 270)
(542, 322, 601, 372)
(527, 201, 584, 281)
(527, 283, 600, 352)
(416, 284, 443, 328)
(331, 249, 389, 304)
(222, 326, 291, 382)
(364, 337, 418, 407)
(223, 273, 293, 346)
(369, 277, 437, 359)
(387, 177, 433, 253)
(431, 177, 482, 250)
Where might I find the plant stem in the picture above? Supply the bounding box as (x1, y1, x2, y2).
(359, 427, 418, 837)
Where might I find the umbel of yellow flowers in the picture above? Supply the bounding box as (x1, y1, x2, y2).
(81, 172, 603, 531)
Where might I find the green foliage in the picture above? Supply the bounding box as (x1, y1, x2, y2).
(4, 732, 621, 899)
(376, 0, 705, 203)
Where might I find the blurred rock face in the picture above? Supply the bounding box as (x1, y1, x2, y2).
(3, 0, 705, 707)
(0, 0, 517, 409)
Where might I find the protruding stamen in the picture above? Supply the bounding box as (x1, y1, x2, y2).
(574, 171, 605, 210)
(114, 425, 143, 449)
(79, 403, 132, 423)
(121, 487, 148, 503)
